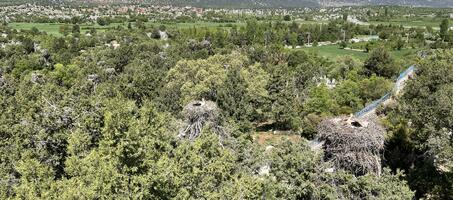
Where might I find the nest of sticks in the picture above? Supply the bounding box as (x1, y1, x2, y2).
(178, 100, 228, 142)
(317, 115, 385, 176)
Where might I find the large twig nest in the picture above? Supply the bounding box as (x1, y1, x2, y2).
(178, 100, 227, 142)
(317, 115, 385, 176)
(183, 100, 219, 123)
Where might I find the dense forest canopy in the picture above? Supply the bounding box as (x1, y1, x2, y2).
(0, 3, 452, 200)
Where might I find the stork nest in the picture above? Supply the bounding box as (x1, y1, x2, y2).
(317, 115, 385, 176)
(178, 100, 227, 141)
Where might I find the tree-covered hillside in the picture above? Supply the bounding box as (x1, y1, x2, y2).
(0, 5, 452, 199)
(0, 23, 419, 199)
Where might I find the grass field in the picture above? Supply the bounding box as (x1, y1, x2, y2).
(8, 22, 245, 36)
(368, 17, 453, 29)
(300, 45, 419, 61)
(146, 21, 245, 29)
(8, 22, 126, 36)
(302, 45, 369, 61)
(8, 23, 64, 35)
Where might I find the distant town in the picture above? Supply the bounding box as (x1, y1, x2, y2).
(3, 3, 452, 24)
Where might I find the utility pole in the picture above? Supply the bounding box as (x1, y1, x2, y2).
(307, 32, 311, 46)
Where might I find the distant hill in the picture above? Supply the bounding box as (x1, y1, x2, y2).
(8, 0, 453, 8)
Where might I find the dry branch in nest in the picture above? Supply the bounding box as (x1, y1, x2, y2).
(317, 115, 385, 176)
(178, 99, 228, 143)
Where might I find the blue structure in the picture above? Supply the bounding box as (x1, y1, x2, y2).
(354, 65, 416, 118)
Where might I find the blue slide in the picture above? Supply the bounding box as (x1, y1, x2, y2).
(354, 65, 416, 118)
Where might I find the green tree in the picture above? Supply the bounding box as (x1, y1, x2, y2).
(394, 36, 405, 50)
(283, 15, 291, 21)
(268, 64, 302, 130)
(339, 41, 347, 49)
(13, 158, 54, 199)
(31, 27, 39, 35)
(333, 80, 363, 113)
(163, 52, 269, 119)
(387, 51, 453, 198)
(342, 13, 348, 21)
(72, 24, 80, 35)
(379, 30, 390, 40)
(440, 18, 449, 41)
(97, 17, 109, 26)
(303, 84, 338, 115)
(360, 75, 393, 101)
(364, 47, 398, 78)
(21, 37, 35, 54)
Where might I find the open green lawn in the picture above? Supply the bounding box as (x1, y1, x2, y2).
(368, 17, 453, 29)
(8, 22, 126, 36)
(300, 44, 419, 61)
(8, 22, 63, 35)
(8, 22, 244, 36)
(146, 21, 245, 30)
(391, 48, 419, 59)
(302, 45, 369, 61)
